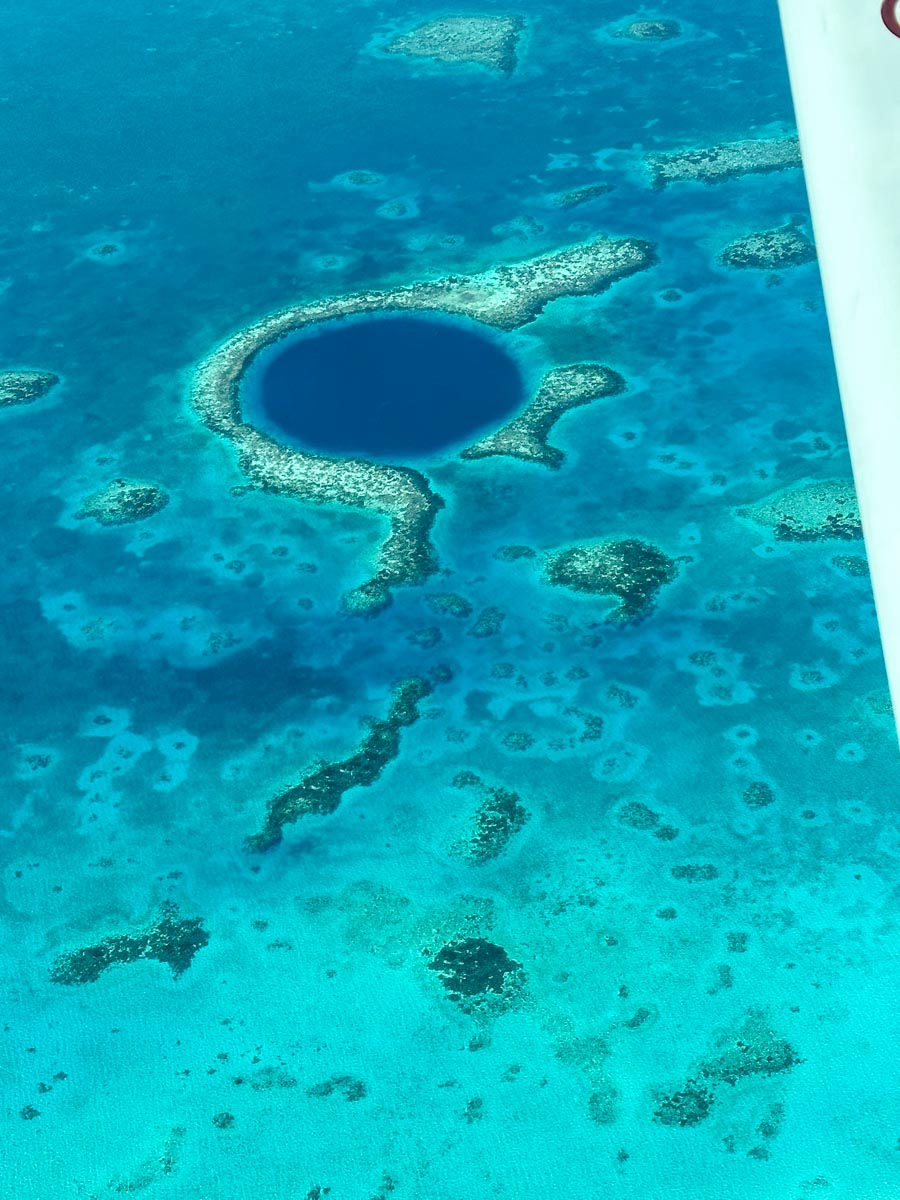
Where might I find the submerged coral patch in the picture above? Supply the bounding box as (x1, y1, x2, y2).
(248, 676, 434, 851)
(50, 902, 209, 984)
(617, 19, 681, 40)
(191, 236, 655, 614)
(545, 537, 679, 621)
(737, 479, 861, 542)
(75, 478, 170, 526)
(385, 15, 525, 73)
(0, 369, 59, 408)
(462, 363, 625, 468)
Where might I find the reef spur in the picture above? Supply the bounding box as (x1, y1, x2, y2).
(191, 237, 656, 614)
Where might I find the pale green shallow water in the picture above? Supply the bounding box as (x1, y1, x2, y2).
(0, 2, 897, 1197)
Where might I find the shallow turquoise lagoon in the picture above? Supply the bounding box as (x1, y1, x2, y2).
(1, 1, 897, 1197)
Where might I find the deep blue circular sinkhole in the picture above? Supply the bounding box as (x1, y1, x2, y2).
(250, 314, 526, 459)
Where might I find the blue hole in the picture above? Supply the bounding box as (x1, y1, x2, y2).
(249, 314, 526, 460)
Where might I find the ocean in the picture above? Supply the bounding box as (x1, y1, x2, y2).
(1, 1, 897, 1196)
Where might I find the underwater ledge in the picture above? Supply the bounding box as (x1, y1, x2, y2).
(190, 235, 657, 615)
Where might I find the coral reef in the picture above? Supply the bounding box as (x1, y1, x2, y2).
(545, 537, 679, 621)
(191, 236, 655, 614)
(385, 16, 525, 74)
(49, 902, 209, 984)
(737, 479, 861, 542)
(654, 1011, 799, 1127)
(618, 800, 661, 830)
(654, 1081, 716, 1126)
(0, 369, 59, 408)
(462, 363, 625, 468)
(671, 863, 719, 881)
(248, 676, 434, 851)
(75, 478, 170, 526)
(720, 225, 816, 271)
(468, 606, 505, 638)
(743, 781, 776, 809)
(617, 19, 681, 40)
(428, 936, 525, 1015)
(306, 1075, 367, 1101)
(553, 182, 613, 209)
(425, 592, 473, 618)
(450, 772, 530, 863)
(700, 1012, 801, 1086)
(648, 135, 801, 188)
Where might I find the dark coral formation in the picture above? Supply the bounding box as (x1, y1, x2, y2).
(617, 800, 660, 830)
(50, 902, 209, 984)
(720, 225, 816, 271)
(831, 554, 869, 577)
(451, 772, 530, 863)
(0, 369, 59, 408)
(545, 537, 679, 622)
(75, 478, 170, 526)
(428, 937, 525, 1014)
(700, 1012, 801, 1086)
(425, 592, 473, 618)
(554, 182, 613, 209)
(671, 863, 719, 881)
(248, 676, 433, 851)
(743, 781, 776, 809)
(654, 1081, 716, 1127)
(468, 606, 505, 638)
(654, 1011, 800, 1128)
(307, 1075, 367, 1101)
(494, 544, 536, 561)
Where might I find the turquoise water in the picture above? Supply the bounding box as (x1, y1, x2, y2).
(2, 2, 898, 1198)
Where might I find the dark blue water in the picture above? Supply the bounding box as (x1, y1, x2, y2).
(255, 315, 525, 458)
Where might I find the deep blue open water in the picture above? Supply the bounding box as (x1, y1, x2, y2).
(1, 1, 897, 1197)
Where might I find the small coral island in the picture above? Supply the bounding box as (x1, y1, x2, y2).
(462, 363, 625, 468)
(720, 224, 816, 271)
(76, 478, 170, 526)
(648, 135, 802, 188)
(50, 902, 209, 985)
(248, 676, 434, 851)
(545, 537, 679, 621)
(0, 369, 59, 408)
(385, 15, 525, 74)
(737, 479, 861, 542)
(617, 19, 681, 41)
(191, 235, 656, 614)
